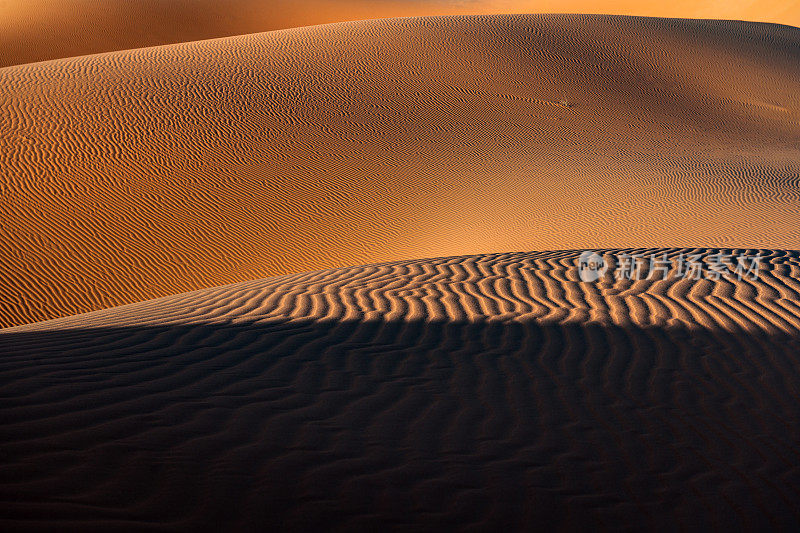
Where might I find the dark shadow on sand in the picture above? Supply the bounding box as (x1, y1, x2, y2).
(2, 318, 800, 531)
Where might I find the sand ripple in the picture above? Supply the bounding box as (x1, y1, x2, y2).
(2, 15, 800, 327)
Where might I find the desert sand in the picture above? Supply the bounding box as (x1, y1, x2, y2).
(3, 249, 800, 529)
(3, 1, 800, 68)
(3, 13, 800, 530)
(2, 15, 800, 327)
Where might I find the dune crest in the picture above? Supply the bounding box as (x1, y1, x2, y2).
(3, 15, 800, 327)
(3, 1, 800, 68)
(13, 248, 799, 333)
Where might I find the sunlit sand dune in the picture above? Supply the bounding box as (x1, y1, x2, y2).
(3, 249, 800, 529)
(2, 14, 800, 327)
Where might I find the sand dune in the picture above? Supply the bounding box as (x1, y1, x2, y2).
(3, 248, 800, 529)
(3, 1, 800, 68)
(2, 15, 800, 327)
(3, 11, 799, 531)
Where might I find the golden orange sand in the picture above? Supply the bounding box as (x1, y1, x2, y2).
(2, 1, 800, 67)
(2, 15, 800, 327)
(3, 11, 800, 529)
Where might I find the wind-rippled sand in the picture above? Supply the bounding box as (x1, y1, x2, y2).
(3, 249, 800, 529)
(3, 15, 800, 530)
(2, 15, 800, 327)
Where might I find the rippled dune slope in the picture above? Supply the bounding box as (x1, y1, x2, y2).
(3, 249, 800, 529)
(2, 15, 800, 327)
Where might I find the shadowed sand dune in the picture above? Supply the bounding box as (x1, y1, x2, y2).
(2, 249, 800, 530)
(2, 15, 800, 327)
(3, 1, 800, 68)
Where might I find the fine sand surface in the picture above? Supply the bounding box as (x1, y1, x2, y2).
(4, 1, 800, 68)
(3, 15, 800, 327)
(2, 249, 800, 529)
